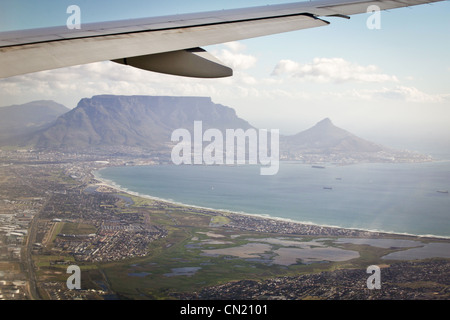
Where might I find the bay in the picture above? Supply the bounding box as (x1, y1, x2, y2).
(96, 161, 450, 238)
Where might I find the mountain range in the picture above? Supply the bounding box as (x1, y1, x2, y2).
(30, 95, 253, 150)
(0, 95, 430, 163)
(0, 100, 69, 146)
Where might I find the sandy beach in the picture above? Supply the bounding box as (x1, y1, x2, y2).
(90, 171, 450, 262)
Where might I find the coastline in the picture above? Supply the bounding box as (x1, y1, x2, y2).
(92, 167, 450, 241)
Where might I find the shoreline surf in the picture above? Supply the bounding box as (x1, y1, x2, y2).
(93, 166, 450, 240)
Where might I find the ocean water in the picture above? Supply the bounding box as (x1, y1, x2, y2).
(96, 161, 450, 238)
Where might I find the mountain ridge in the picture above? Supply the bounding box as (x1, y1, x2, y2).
(0, 95, 431, 163)
(31, 95, 254, 149)
(0, 100, 69, 145)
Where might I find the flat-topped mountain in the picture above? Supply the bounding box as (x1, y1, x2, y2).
(31, 95, 253, 149)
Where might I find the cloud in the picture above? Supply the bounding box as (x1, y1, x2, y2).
(271, 57, 398, 83)
(372, 86, 450, 103)
(0, 41, 258, 105)
(327, 85, 450, 103)
(213, 42, 257, 71)
(223, 41, 247, 53)
(271, 60, 301, 75)
(0, 62, 226, 107)
(0, 56, 263, 108)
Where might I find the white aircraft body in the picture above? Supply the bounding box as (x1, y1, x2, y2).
(0, 0, 443, 79)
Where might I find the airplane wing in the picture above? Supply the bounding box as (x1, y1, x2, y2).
(0, 0, 443, 79)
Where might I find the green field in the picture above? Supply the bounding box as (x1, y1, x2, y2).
(95, 199, 400, 299)
(60, 222, 97, 235)
(35, 187, 450, 300)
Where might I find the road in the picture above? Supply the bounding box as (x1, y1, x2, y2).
(12, 168, 44, 300)
(24, 211, 41, 300)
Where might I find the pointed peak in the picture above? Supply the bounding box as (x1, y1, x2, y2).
(316, 118, 333, 126)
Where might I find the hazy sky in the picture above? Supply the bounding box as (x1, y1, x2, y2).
(0, 0, 449, 153)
